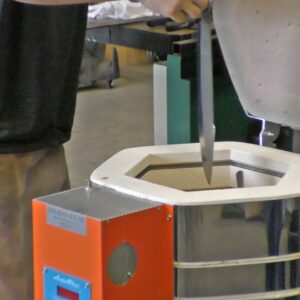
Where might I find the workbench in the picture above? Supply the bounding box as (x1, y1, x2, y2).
(86, 18, 195, 56)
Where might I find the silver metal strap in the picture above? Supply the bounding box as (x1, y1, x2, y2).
(174, 252, 300, 269)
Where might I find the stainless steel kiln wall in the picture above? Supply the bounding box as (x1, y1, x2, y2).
(175, 198, 300, 297)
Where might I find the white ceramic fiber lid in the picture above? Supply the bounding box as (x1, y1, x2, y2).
(91, 142, 300, 206)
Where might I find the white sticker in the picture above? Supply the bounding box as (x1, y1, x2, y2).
(47, 205, 86, 236)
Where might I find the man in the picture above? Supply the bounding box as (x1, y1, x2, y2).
(0, 0, 208, 298)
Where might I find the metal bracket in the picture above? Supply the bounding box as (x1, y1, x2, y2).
(259, 121, 281, 147)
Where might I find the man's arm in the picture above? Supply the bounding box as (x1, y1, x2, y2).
(142, 0, 208, 22)
(14, 0, 209, 23)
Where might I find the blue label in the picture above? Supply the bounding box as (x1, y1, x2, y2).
(44, 267, 91, 300)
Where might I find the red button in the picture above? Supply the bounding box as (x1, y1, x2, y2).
(57, 286, 79, 300)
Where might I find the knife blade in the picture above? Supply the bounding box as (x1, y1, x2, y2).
(197, 7, 215, 184)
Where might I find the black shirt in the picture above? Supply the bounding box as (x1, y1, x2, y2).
(0, 0, 87, 153)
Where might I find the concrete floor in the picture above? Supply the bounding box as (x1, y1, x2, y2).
(65, 63, 154, 187)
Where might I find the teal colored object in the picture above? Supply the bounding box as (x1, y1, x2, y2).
(167, 55, 194, 144)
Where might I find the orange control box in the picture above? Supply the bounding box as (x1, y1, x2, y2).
(33, 187, 174, 300)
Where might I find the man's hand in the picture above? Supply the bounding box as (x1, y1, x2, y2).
(142, 0, 209, 23)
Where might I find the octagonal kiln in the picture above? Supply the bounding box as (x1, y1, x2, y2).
(91, 142, 300, 298)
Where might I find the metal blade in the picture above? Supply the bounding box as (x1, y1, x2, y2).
(197, 9, 215, 184)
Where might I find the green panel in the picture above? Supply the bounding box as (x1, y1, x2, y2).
(213, 67, 260, 143)
(167, 55, 193, 144)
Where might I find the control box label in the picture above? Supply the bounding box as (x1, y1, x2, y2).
(44, 267, 91, 300)
(47, 205, 86, 236)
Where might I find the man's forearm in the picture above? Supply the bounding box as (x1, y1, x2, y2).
(14, 0, 209, 24)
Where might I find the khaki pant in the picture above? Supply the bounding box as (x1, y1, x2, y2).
(0, 146, 70, 299)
